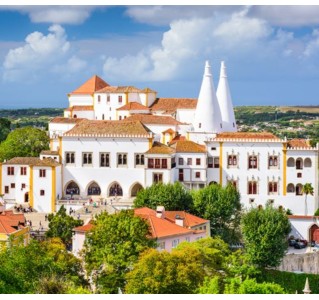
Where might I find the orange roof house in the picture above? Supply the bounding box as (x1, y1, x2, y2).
(70, 75, 110, 95)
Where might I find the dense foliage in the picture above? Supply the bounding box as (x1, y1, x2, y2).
(134, 182, 193, 211)
(0, 118, 10, 142)
(83, 210, 156, 293)
(191, 183, 242, 244)
(0, 238, 87, 294)
(0, 126, 49, 162)
(46, 205, 83, 249)
(241, 204, 291, 268)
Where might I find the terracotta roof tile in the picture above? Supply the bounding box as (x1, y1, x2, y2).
(117, 102, 150, 111)
(0, 211, 26, 234)
(215, 132, 280, 140)
(142, 87, 157, 93)
(123, 114, 183, 125)
(40, 150, 59, 155)
(65, 106, 94, 111)
(96, 86, 142, 93)
(170, 140, 206, 153)
(3, 157, 60, 167)
(70, 75, 109, 94)
(50, 117, 85, 124)
(287, 139, 311, 148)
(73, 223, 94, 232)
(164, 211, 208, 227)
(170, 135, 186, 142)
(64, 119, 153, 138)
(162, 128, 175, 134)
(145, 141, 175, 155)
(150, 98, 197, 113)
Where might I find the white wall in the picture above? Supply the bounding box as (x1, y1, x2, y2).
(69, 95, 93, 107)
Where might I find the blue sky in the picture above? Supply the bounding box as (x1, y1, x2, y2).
(1, 5, 319, 108)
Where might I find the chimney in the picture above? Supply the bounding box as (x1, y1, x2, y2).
(303, 277, 311, 294)
(156, 206, 165, 219)
(175, 214, 184, 227)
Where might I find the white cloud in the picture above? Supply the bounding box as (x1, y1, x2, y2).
(0, 5, 97, 24)
(249, 6, 319, 27)
(303, 29, 319, 57)
(3, 25, 74, 81)
(52, 55, 87, 75)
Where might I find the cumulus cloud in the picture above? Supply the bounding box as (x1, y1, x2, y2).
(0, 5, 97, 25)
(2, 25, 78, 82)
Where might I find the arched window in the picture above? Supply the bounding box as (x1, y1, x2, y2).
(248, 181, 257, 194)
(130, 183, 143, 197)
(66, 181, 80, 195)
(109, 183, 123, 197)
(296, 183, 303, 196)
(88, 182, 101, 195)
(287, 157, 295, 167)
(287, 183, 295, 193)
(304, 158, 312, 168)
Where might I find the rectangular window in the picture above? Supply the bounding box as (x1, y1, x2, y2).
(179, 169, 184, 182)
(4, 186, 9, 193)
(148, 158, 154, 169)
(118, 95, 123, 103)
(268, 182, 278, 194)
(11, 183, 15, 188)
(40, 190, 45, 196)
(65, 152, 75, 164)
(97, 95, 101, 103)
(117, 153, 127, 166)
(248, 181, 257, 194)
(82, 152, 93, 166)
(39, 169, 46, 178)
(7, 166, 14, 176)
(21, 183, 26, 189)
(227, 155, 237, 167)
(153, 173, 163, 184)
(100, 153, 110, 167)
(248, 155, 258, 169)
(135, 154, 145, 166)
(268, 155, 278, 168)
(155, 159, 161, 169)
(161, 159, 167, 169)
(20, 167, 27, 175)
(187, 158, 192, 165)
(158, 241, 166, 250)
(178, 158, 183, 165)
(172, 239, 180, 248)
(107, 94, 110, 103)
(196, 158, 201, 166)
(195, 171, 200, 178)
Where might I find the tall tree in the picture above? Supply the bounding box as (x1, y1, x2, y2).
(241, 204, 291, 268)
(134, 182, 193, 211)
(83, 210, 156, 294)
(46, 205, 83, 249)
(191, 183, 242, 244)
(302, 183, 314, 216)
(0, 126, 49, 162)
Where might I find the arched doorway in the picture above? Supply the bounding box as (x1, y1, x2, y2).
(130, 183, 143, 197)
(87, 182, 101, 196)
(310, 224, 319, 242)
(24, 192, 29, 203)
(65, 181, 80, 195)
(108, 182, 123, 197)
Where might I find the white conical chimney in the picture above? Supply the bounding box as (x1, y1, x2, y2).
(193, 61, 222, 133)
(216, 61, 237, 132)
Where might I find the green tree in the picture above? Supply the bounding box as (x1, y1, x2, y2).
(191, 183, 242, 244)
(224, 278, 286, 294)
(0, 126, 49, 162)
(0, 238, 86, 294)
(0, 118, 11, 142)
(83, 210, 156, 294)
(241, 204, 291, 268)
(134, 182, 193, 211)
(46, 205, 83, 249)
(125, 237, 230, 294)
(301, 183, 314, 216)
(198, 276, 221, 294)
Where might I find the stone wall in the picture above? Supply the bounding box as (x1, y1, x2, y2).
(278, 252, 319, 274)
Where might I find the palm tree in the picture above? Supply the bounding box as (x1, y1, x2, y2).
(302, 183, 314, 216)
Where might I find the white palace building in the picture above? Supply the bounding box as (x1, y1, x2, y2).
(1, 61, 319, 242)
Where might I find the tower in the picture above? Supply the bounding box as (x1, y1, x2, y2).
(193, 61, 222, 133)
(216, 61, 237, 132)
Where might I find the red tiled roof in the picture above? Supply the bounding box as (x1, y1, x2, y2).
(0, 211, 26, 234)
(50, 117, 85, 124)
(170, 135, 186, 143)
(3, 157, 60, 167)
(164, 211, 208, 227)
(145, 141, 175, 155)
(73, 223, 94, 232)
(117, 102, 150, 111)
(70, 75, 109, 95)
(170, 140, 206, 153)
(96, 86, 142, 93)
(123, 114, 183, 125)
(150, 98, 197, 113)
(162, 128, 175, 134)
(287, 139, 311, 148)
(215, 132, 280, 140)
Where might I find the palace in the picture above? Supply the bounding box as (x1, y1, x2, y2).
(1, 61, 319, 241)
